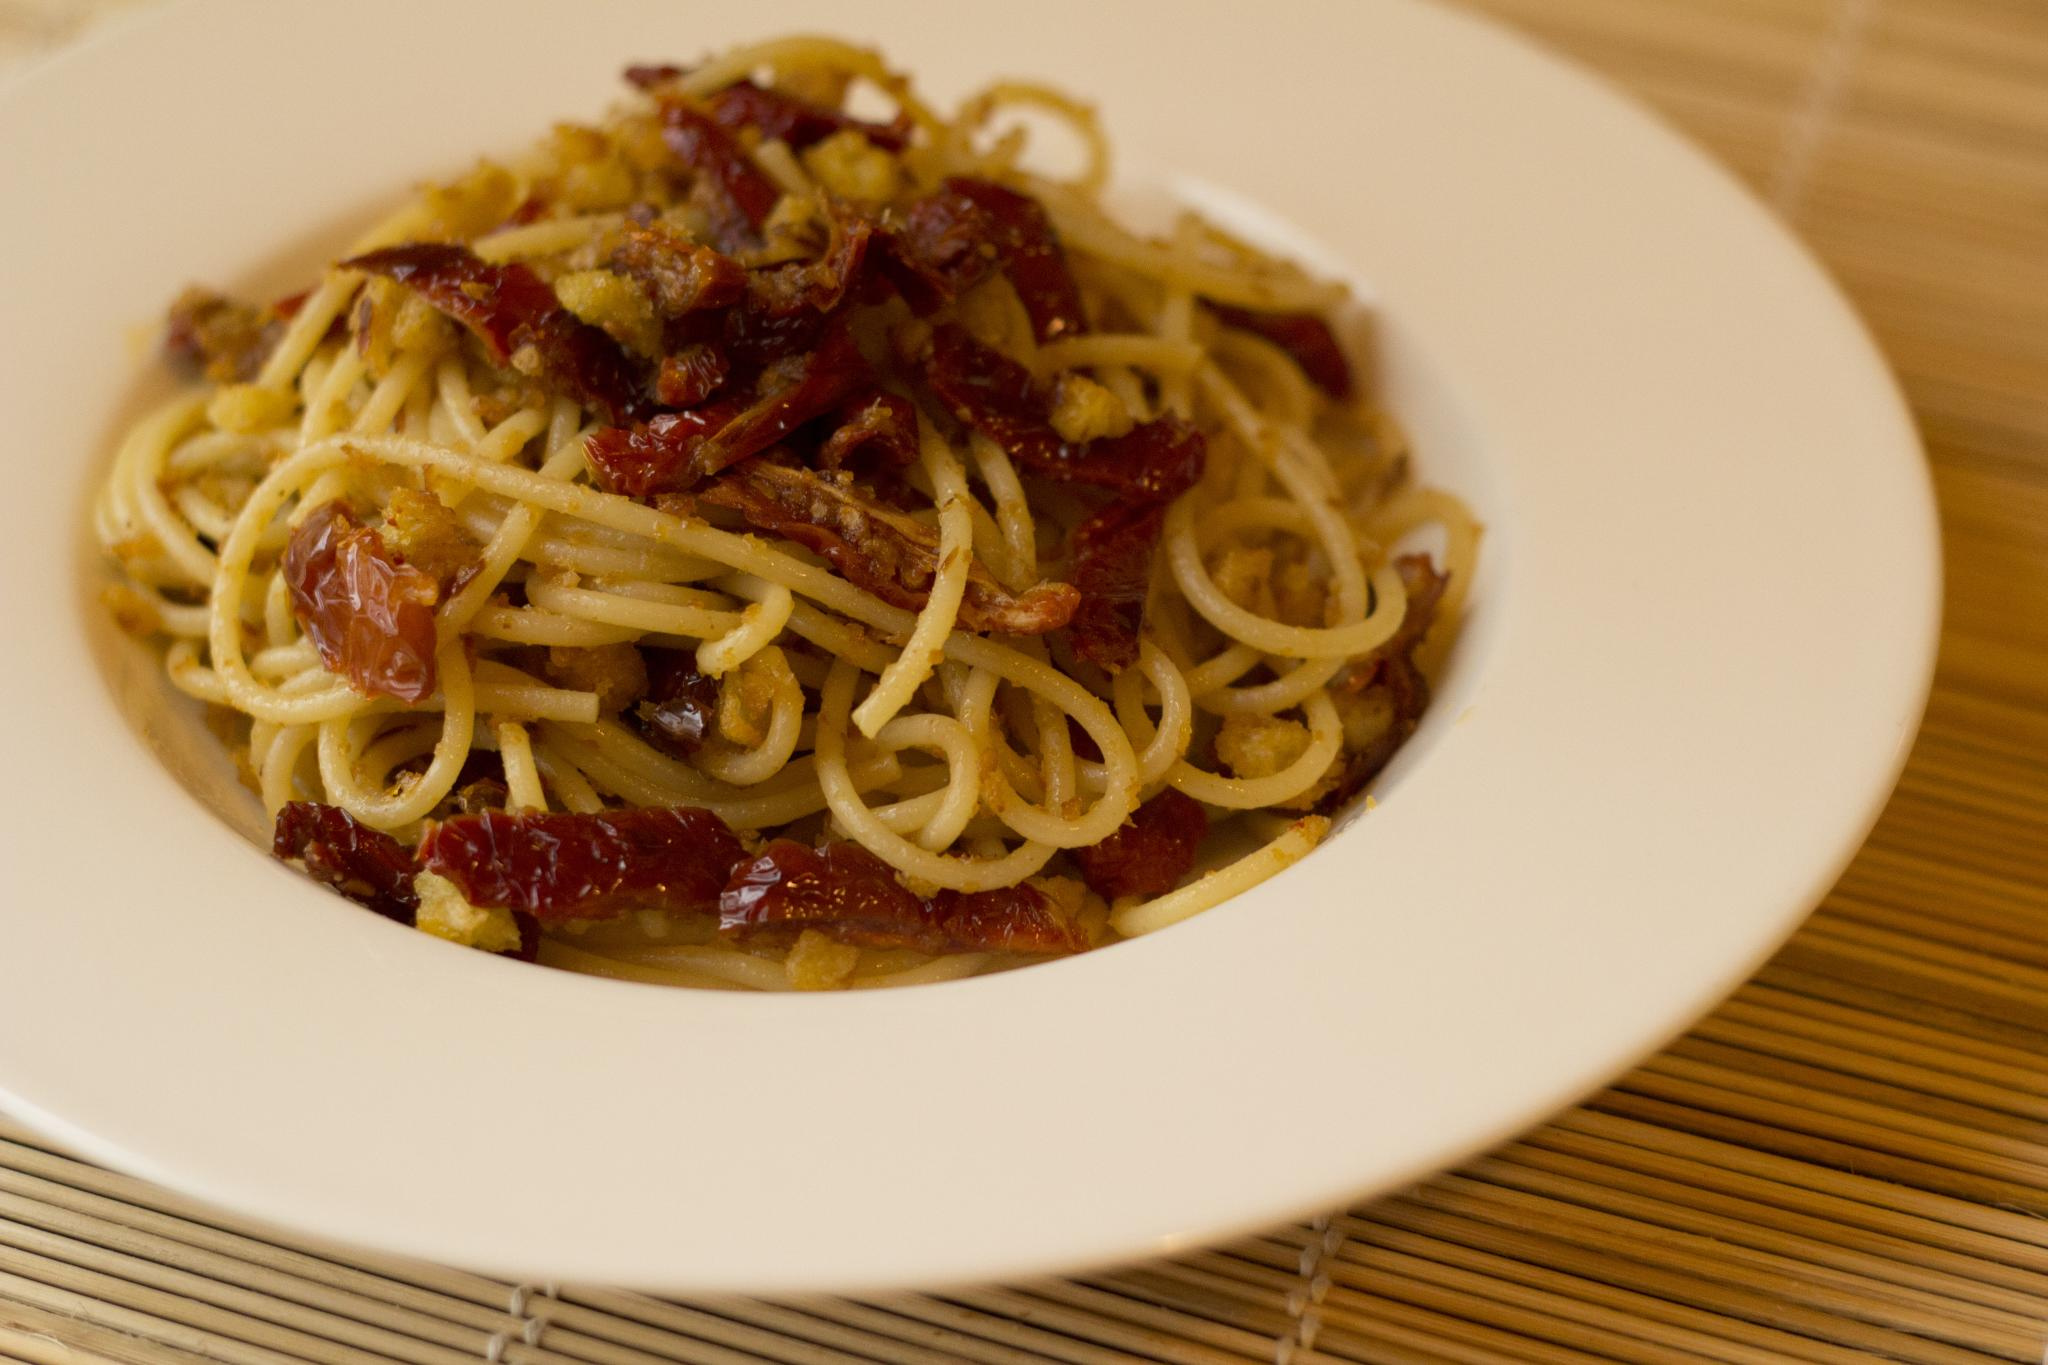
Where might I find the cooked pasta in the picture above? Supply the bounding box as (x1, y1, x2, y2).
(97, 37, 1478, 990)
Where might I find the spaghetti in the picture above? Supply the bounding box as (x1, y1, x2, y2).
(97, 38, 1479, 991)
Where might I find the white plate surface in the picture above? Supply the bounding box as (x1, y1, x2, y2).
(0, 0, 1937, 1292)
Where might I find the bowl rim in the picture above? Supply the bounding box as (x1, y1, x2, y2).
(0, 0, 1937, 1293)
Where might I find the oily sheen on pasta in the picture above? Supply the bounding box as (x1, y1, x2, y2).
(97, 38, 1479, 991)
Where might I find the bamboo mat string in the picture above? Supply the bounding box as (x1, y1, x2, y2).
(1771, 0, 1880, 210)
(5, 0, 2048, 1360)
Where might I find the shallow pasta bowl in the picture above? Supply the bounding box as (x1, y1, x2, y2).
(0, 0, 1937, 1292)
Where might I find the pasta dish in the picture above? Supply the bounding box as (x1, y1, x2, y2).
(96, 38, 1478, 990)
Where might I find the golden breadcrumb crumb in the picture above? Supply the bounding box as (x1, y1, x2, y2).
(100, 583, 162, 637)
(382, 488, 479, 585)
(554, 268, 660, 355)
(545, 643, 649, 714)
(1207, 545, 1274, 614)
(1216, 712, 1310, 780)
(414, 871, 524, 952)
(1334, 687, 1396, 751)
(421, 161, 520, 242)
(1048, 371, 1135, 443)
(1272, 559, 1328, 627)
(784, 929, 861, 989)
(205, 382, 294, 434)
(717, 652, 780, 747)
(801, 129, 900, 202)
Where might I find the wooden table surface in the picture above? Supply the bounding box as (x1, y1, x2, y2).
(4, 1, 2047, 1361)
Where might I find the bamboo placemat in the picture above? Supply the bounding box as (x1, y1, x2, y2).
(6, 0, 2048, 1360)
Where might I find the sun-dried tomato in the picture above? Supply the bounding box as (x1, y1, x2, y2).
(883, 179, 1086, 341)
(699, 461, 1078, 635)
(720, 839, 1087, 954)
(419, 807, 747, 921)
(163, 287, 283, 383)
(272, 802, 421, 924)
(623, 63, 684, 90)
(880, 185, 1002, 313)
(1315, 554, 1450, 813)
(634, 649, 720, 757)
(283, 501, 441, 703)
(920, 325, 1205, 668)
(707, 79, 912, 152)
(818, 389, 919, 471)
(505, 911, 543, 963)
(343, 243, 644, 423)
(585, 399, 747, 498)
(586, 320, 868, 494)
(720, 839, 931, 947)
(611, 226, 747, 320)
(656, 344, 731, 407)
(745, 200, 875, 318)
(1070, 789, 1208, 900)
(923, 325, 1203, 498)
(930, 884, 1089, 955)
(1067, 500, 1167, 672)
(1208, 303, 1353, 400)
(941, 178, 1087, 342)
(659, 98, 781, 247)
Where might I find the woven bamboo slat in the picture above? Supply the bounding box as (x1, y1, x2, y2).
(5, 0, 2048, 1358)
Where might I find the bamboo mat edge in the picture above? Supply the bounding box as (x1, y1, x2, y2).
(6, 0, 2048, 1361)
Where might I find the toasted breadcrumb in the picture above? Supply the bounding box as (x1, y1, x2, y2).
(1334, 687, 1396, 751)
(1272, 559, 1328, 627)
(382, 488, 479, 585)
(390, 291, 455, 356)
(1216, 712, 1311, 780)
(554, 268, 660, 355)
(101, 583, 162, 637)
(414, 871, 524, 952)
(754, 193, 825, 265)
(1208, 545, 1274, 614)
(784, 928, 861, 989)
(421, 161, 520, 242)
(717, 653, 780, 747)
(545, 643, 649, 714)
(542, 123, 641, 210)
(471, 382, 546, 428)
(1048, 371, 1134, 443)
(801, 129, 900, 202)
(205, 382, 294, 435)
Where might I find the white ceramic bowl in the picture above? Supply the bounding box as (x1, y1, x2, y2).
(0, 0, 1937, 1292)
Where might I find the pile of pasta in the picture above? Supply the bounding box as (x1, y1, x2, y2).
(97, 37, 1478, 991)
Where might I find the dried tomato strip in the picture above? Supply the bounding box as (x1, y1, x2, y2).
(818, 389, 919, 470)
(660, 99, 782, 245)
(708, 79, 911, 152)
(343, 243, 644, 422)
(698, 460, 1079, 635)
(1314, 555, 1450, 813)
(720, 839, 1086, 954)
(1208, 303, 1353, 400)
(923, 326, 1203, 497)
(283, 501, 441, 703)
(419, 808, 747, 922)
(1070, 789, 1208, 900)
(941, 177, 1087, 342)
(586, 321, 869, 494)
(920, 326, 1205, 667)
(634, 650, 719, 757)
(1066, 500, 1167, 672)
(273, 802, 421, 924)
